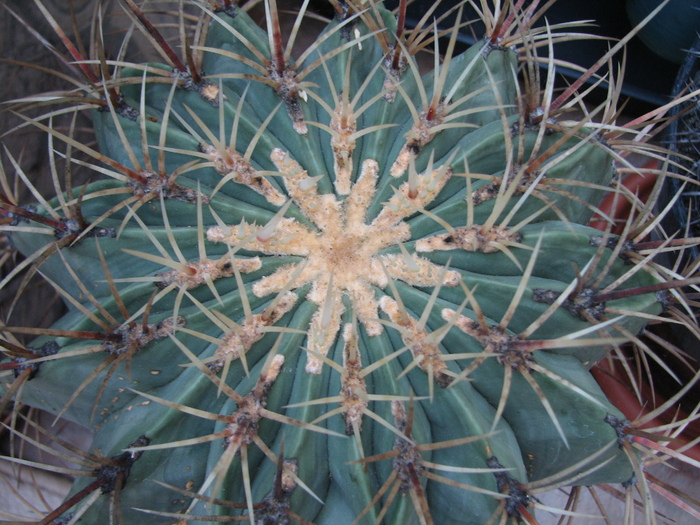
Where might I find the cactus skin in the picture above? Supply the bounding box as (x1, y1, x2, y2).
(0, 1, 686, 524)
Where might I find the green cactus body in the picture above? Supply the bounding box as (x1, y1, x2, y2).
(0, 1, 673, 524)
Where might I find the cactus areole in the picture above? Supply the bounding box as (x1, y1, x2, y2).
(0, 1, 680, 524)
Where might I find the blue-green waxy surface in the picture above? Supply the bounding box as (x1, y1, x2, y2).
(2, 3, 666, 523)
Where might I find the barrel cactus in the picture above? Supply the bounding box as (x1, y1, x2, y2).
(1, 0, 698, 523)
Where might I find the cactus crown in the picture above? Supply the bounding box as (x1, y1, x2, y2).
(1, 0, 699, 524)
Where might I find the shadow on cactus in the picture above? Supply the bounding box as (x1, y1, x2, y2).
(2, 0, 700, 523)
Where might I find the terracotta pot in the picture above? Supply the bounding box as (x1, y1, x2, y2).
(589, 157, 700, 462)
(588, 159, 658, 234)
(593, 348, 700, 463)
